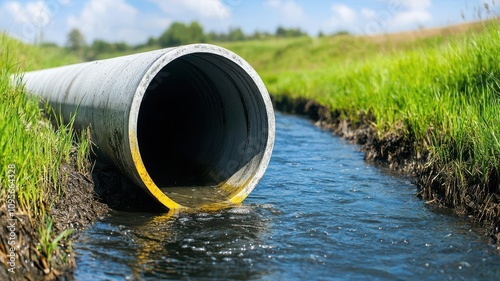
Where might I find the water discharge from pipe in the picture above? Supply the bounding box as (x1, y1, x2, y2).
(18, 44, 275, 211)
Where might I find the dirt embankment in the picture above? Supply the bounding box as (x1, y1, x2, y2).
(0, 153, 166, 281)
(0, 152, 110, 281)
(272, 95, 500, 248)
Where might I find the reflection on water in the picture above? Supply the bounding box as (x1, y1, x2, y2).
(74, 206, 278, 280)
(73, 112, 500, 280)
(159, 186, 230, 208)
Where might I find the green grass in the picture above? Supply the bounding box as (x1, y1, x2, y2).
(38, 216, 74, 268)
(223, 21, 500, 209)
(0, 35, 86, 268)
(0, 33, 81, 71)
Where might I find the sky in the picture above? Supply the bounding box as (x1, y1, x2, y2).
(0, 0, 498, 46)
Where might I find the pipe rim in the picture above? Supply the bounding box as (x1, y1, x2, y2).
(128, 44, 275, 210)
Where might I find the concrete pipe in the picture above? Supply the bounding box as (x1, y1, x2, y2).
(19, 44, 275, 210)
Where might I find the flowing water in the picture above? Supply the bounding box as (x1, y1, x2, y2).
(72, 112, 500, 281)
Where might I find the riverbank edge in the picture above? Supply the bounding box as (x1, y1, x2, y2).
(0, 156, 110, 281)
(271, 95, 500, 248)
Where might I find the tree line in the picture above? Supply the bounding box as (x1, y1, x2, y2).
(66, 21, 310, 61)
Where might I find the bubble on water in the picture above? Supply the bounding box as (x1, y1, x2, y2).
(458, 261, 471, 268)
(196, 217, 213, 221)
(179, 217, 190, 222)
(228, 206, 251, 214)
(191, 246, 206, 252)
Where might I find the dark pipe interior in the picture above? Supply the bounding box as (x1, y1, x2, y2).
(137, 53, 266, 189)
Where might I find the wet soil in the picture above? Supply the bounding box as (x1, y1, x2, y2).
(272, 95, 500, 248)
(0, 151, 110, 281)
(91, 161, 167, 213)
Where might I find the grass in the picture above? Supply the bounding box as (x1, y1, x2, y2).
(0, 35, 81, 71)
(0, 34, 87, 271)
(38, 216, 75, 269)
(222, 20, 500, 219)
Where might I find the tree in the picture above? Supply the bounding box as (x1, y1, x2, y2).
(158, 21, 206, 47)
(159, 22, 186, 47)
(66, 28, 86, 52)
(228, 27, 245, 41)
(275, 26, 307, 38)
(90, 39, 112, 54)
(146, 37, 158, 47)
(186, 21, 205, 43)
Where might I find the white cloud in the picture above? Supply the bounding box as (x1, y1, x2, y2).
(148, 0, 231, 19)
(390, 0, 432, 29)
(266, 0, 280, 8)
(66, 0, 169, 44)
(6, 1, 51, 26)
(355, 0, 433, 34)
(400, 0, 431, 10)
(264, 0, 305, 24)
(0, 0, 65, 42)
(361, 8, 376, 19)
(67, 0, 136, 43)
(333, 4, 357, 22)
(392, 10, 432, 27)
(325, 4, 357, 31)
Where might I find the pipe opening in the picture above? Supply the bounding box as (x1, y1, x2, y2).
(137, 53, 270, 207)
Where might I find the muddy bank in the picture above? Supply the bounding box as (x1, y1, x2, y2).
(0, 152, 110, 281)
(272, 95, 500, 248)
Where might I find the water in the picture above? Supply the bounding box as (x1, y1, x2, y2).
(73, 112, 500, 281)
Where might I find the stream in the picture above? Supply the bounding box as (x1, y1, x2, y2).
(72, 112, 500, 281)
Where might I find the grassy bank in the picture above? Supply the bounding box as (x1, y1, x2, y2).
(0, 35, 106, 279)
(223, 20, 500, 244)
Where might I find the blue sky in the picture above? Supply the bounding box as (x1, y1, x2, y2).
(0, 0, 498, 46)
